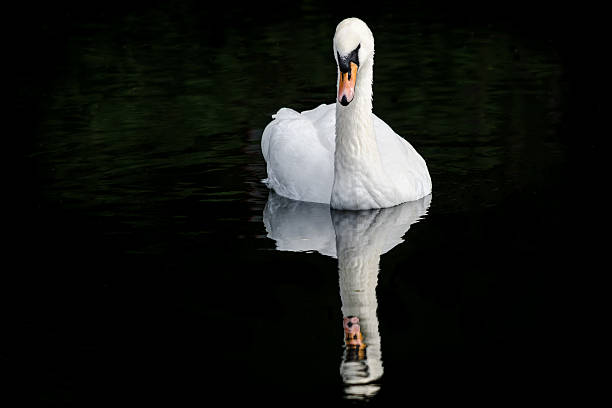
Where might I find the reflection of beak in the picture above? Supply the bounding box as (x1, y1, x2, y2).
(343, 316, 365, 347)
(338, 61, 358, 106)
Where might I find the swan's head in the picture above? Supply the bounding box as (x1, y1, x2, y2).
(333, 18, 374, 106)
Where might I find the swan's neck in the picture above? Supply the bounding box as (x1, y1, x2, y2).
(332, 58, 395, 210)
(335, 59, 375, 159)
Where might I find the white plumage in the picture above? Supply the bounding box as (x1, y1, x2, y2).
(262, 18, 432, 210)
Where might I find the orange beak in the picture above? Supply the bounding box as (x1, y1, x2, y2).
(338, 61, 358, 106)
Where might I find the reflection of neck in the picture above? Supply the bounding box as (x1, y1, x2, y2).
(337, 219, 380, 328)
(333, 209, 384, 385)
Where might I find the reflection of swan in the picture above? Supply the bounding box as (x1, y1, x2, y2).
(263, 192, 430, 259)
(261, 18, 431, 210)
(263, 193, 336, 257)
(263, 191, 431, 399)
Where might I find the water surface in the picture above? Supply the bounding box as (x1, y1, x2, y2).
(23, 3, 573, 404)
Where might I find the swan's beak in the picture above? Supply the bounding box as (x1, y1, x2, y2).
(338, 62, 358, 106)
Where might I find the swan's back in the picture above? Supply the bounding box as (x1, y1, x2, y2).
(261, 103, 431, 204)
(372, 114, 432, 202)
(262, 104, 335, 204)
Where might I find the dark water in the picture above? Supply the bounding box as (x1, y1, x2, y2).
(17, 1, 597, 405)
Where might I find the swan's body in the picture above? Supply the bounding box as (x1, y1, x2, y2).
(262, 103, 431, 207)
(262, 18, 431, 210)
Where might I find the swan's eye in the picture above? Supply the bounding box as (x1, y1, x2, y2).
(337, 43, 361, 73)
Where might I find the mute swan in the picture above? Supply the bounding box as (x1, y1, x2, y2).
(261, 17, 432, 210)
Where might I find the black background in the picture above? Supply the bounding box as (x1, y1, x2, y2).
(10, 0, 603, 405)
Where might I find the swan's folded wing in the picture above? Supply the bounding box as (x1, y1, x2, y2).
(261, 105, 335, 204)
(262, 108, 301, 163)
(300, 104, 336, 153)
(372, 114, 432, 201)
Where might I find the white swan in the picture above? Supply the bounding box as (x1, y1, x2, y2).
(261, 17, 432, 210)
